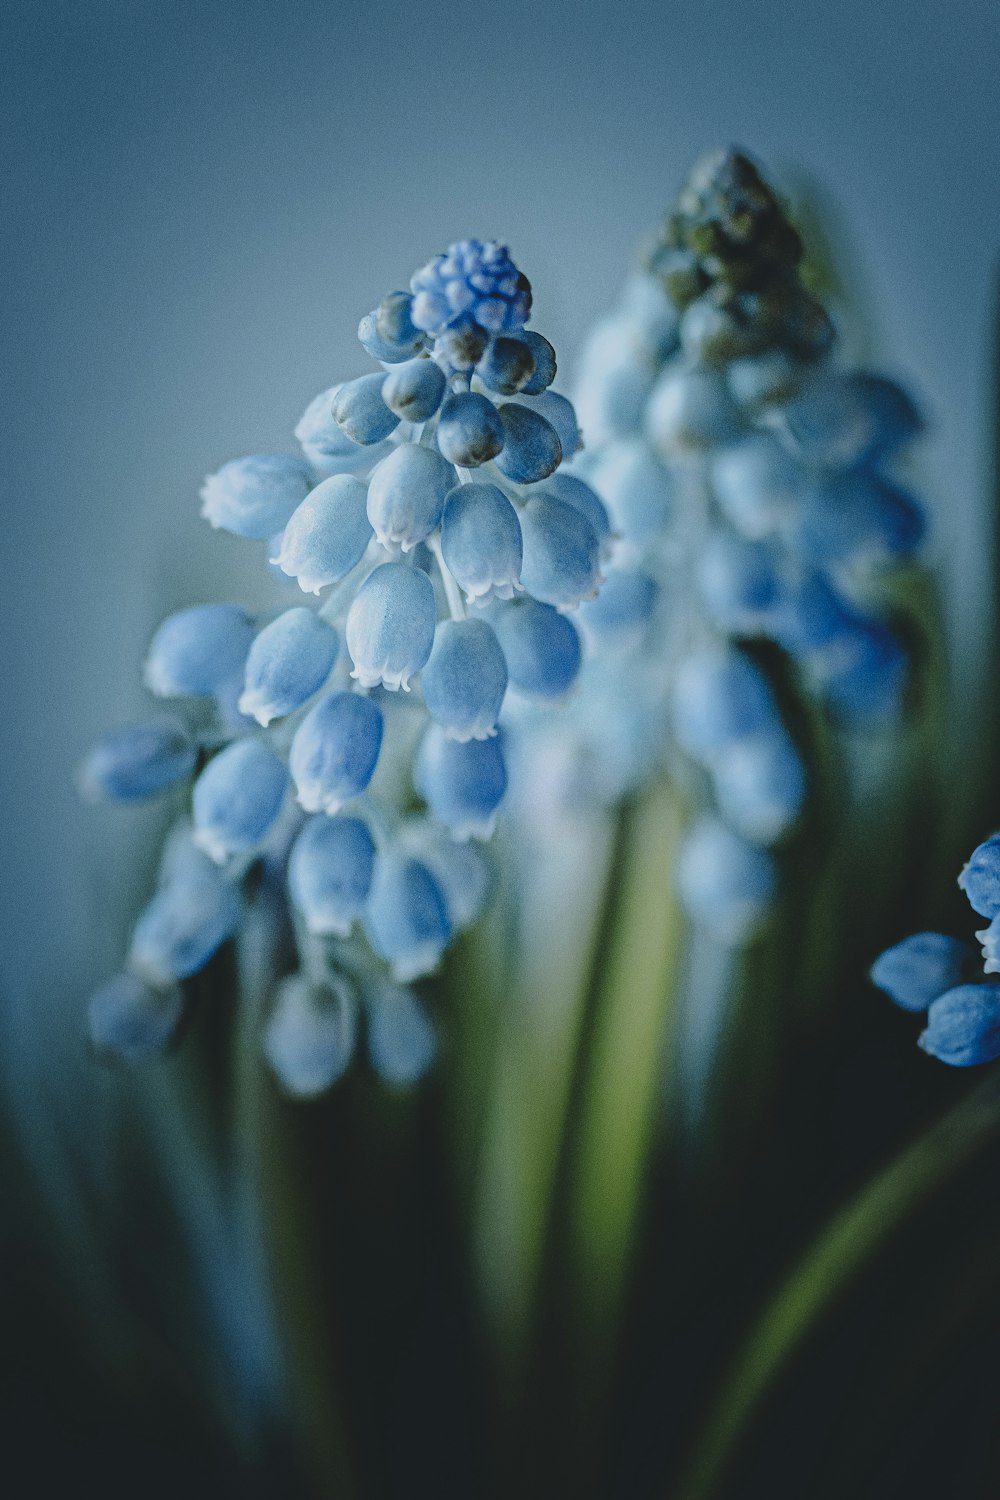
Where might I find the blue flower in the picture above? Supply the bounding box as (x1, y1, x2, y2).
(779, 371, 922, 468)
(440, 482, 523, 605)
(493, 403, 563, 484)
(959, 835, 1000, 920)
(263, 975, 357, 1097)
(200, 454, 311, 539)
(645, 368, 741, 456)
(365, 977, 438, 1085)
(475, 337, 538, 397)
(436, 392, 505, 468)
(710, 731, 806, 846)
(238, 608, 339, 726)
(288, 814, 376, 937)
(410, 239, 530, 342)
(192, 738, 289, 863)
(364, 850, 451, 981)
(88, 973, 184, 1062)
(273, 475, 373, 594)
(710, 433, 805, 539)
(381, 357, 447, 422)
(332, 374, 401, 445)
(145, 604, 255, 698)
(577, 569, 658, 643)
(345, 561, 437, 691)
(540, 473, 612, 553)
(421, 618, 507, 741)
(296, 385, 391, 475)
(366, 444, 454, 551)
(289, 691, 384, 815)
(416, 725, 508, 840)
(585, 436, 674, 542)
(490, 597, 581, 701)
(676, 816, 777, 945)
(397, 819, 492, 930)
(919, 984, 1000, 1067)
(129, 836, 241, 984)
(669, 647, 778, 763)
(79, 716, 195, 801)
(519, 494, 601, 611)
(870, 933, 974, 1013)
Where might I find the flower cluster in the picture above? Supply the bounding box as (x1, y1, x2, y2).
(81, 239, 607, 1091)
(526, 148, 928, 944)
(871, 835, 1000, 1066)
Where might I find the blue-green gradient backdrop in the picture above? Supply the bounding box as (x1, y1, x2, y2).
(2, 0, 998, 1137)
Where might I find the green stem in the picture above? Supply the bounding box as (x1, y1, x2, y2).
(672, 1071, 1000, 1500)
(472, 807, 617, 1386)
(566, 780, 684, 1349)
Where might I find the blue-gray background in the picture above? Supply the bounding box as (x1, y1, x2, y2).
(3, 0, 998, 1132)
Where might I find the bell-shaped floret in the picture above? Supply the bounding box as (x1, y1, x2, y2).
(519, 332, 557, 394)
(421, 618, 507, 741)
(436, 392, 505, 467)
(645, 368, 741, 456)
(365, 978, 438, 1085)
(676, 815, 777, 945)
(88, 973, 184, 1062)
(540, 472, 612, 552)
(572, 315, 658, 445)
(727, 351, 804, 412)
(797, 471, 925, 572)
(273, 475, 372, 594)
(263, 974, 357, 1097)
(511, 391, 580, 463)
(697, 532, 785, 636)
(238, 608, 338, 725)
(440, 482, 523, 605)
(192, 738, 289, 863)
(145, 604, 255, 698)
(345, 561, 437, 691)
(366, 445, 454, 551)
(331, 374, 400, 445)
(819, 622, 908, 727)
(519, 493, 601, 610)
(79, 716, 195, 801)
(364, 850, 451, 981)
(871, 933, 975, 1013)
(287, 813, 376, 937)
(959, 835, 1000, 920)
(398, 819, 492, 930)
(381, 357, 446, 422)
(358, 306, 423, 364)
(587, 436, 673, 543)
(415, 725, 507, 840)
(289, 691, 384, 815)
(779, 371, 922, 469)
(296, 386, 391, 475)
(200, 454, 311, 539)
(919, 984, 1000, 1067)
(977, 915, 1000, 975)
(129, 839, 241, 984)
(493, 403, 562, 484)
(491, 596, 581, 701)
(476, 337, 537, 396)
(670, 646, 778, 763)
(578, 569, 658, 643)
(711, 433, 806, 539)
(710, 730, 806, 846)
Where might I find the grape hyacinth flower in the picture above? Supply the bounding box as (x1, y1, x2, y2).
(81, 236, 604, 1089)
(871, 834, 1000, 1065)
(506, 147, 933, 945)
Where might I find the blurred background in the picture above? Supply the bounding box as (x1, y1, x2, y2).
(3, 1, 1000, 1494)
